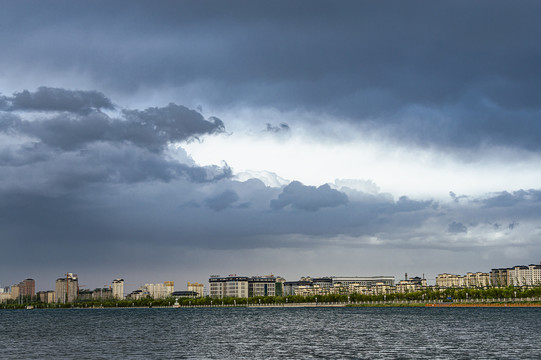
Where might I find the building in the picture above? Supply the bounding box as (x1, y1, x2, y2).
(508, 264, 541, 287)
(126, 289, 145, 300)
(248, 276, 276, 297)
(283, 280, 312, 296)
(0, 287, 11, 303)
(37, 290, 56, 303)
(112, 279, 124, 300)
(18, 279, 35, 299)
(93, 288, 113, 300)
(396, 276, 427, 293)
(331, 276, 395, 287)
(79, 289, 94, 301)
(172, 291, 199, 298)
(436, 272, 490, 288)
(55, 273, 79, 303)
(209, 275, 251, 298)
(10, 284, 20, 300)
(275, 276, 286, 296)
(490, 268, 510, 287)
(187, 282, 204, 297)
(133, 281, 175, 299)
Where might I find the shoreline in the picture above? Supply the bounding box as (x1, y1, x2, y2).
(4, 301, 541, 310)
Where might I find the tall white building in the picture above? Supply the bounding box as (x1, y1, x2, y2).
(112, 278, 124, 300)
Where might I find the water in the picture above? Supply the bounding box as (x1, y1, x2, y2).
(1, 307, 541, 359)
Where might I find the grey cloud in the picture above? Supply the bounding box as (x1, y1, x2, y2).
(205, 189, 239, 211)
(0, 90, 231, 194)
(121, 104, 225, 151)
(265, 123, 290, 133)
(448, 221, 467, 234)
(7, 87, 114, 113)
(270, 181, 348, 211)
(482, 190, 541, 208)
(395, 196, 433, 213)
(1, 98, 225, 153)
(449, 191, 468, 203)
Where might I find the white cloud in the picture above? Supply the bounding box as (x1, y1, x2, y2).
(183, 108, 541, 199)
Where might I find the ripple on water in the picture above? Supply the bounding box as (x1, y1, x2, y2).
(1, 307, 541, 359)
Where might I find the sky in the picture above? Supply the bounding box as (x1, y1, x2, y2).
(1, 1, 541, 292)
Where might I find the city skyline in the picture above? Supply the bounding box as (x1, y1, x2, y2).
(2, 1, 541, 288)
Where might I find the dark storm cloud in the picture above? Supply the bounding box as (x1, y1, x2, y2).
(1, 90, 225, 153)
(7, 87, 114, 113)
(270, 181, 348, 211)
(2, 1, 541, 151)
(0, 89, 229, 189)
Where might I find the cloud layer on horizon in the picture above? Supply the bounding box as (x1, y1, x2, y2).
(1, 88, 541, 283)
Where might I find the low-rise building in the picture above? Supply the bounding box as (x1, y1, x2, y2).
(436, 272, 490, 288)
(92, 288, 113, 300)
(331, 276, 395, 287)
(209, 275, 249, 298)
(249, 276, 276, 297)
(79, 289, 94, 301)
(396, 276, 427, 293)
(172, 291, 199, 298)
(209, 275, 283, 298)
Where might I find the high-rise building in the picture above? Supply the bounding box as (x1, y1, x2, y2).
(187, 282, 204, 297)
(112, 279, 124, 300)
(11, 284, 20, 300)
(37, 291, 56, 303)
(55, 273, 79, 303)
(18, 279, 35, 299)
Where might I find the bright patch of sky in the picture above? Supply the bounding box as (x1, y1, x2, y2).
(183, 108, 541, 199)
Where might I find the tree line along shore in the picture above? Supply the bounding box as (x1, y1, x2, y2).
(4, 286, 541, 309)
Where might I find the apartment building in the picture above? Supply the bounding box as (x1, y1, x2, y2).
(112, 278, 124, 300)
(209, 275, 281, 298)
(436, 272, 490, 288)
(55, 273, 79, 303)
(187, 282, 204, 297)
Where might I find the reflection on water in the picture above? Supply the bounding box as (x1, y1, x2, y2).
(1, 307, 541, 359)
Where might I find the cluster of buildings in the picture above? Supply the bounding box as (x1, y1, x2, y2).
(207, 274, 426, 297)
(282, 276, 403, 296)
(2, 261, 541, 304)
(0, 274, 125, 304)
(436, 263, 541, 289)
(0, 278, 35, 303)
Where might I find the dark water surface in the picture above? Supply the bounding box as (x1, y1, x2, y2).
(1, 307, 541, 359)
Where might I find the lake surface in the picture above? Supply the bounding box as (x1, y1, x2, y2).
(1, 307, 541, 359)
